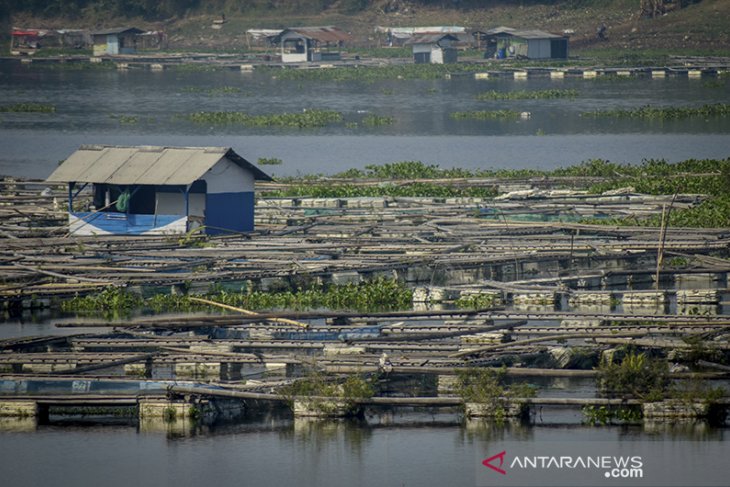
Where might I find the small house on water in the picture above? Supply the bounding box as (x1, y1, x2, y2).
(405, 33, 459, 64)
(277, 26, 351, 63)
(46, 145, 272, 236)
(91, 27, 143, 55)
(478, 27, 568, 59)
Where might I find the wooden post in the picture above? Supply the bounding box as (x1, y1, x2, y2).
(655, 194, 676, 290)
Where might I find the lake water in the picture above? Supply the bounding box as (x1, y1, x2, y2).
(0, 61, 728, 179)
(1, 410, 729, 487)
(1, 60, 729, 487)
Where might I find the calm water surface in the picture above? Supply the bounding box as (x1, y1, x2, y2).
(0, 61, 728, 179)
(1, 412, 728, 487)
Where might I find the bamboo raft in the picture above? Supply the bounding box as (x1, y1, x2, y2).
(1, 177, 729, 422)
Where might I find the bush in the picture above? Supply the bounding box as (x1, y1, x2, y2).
(597, 351, 669, 401)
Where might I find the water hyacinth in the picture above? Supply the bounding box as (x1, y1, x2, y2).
(263, 182, 498, 199)
(476, 89, 578, 101)
(184, 109, 343, 128)
(450, 110, 521, 120)
(360, 114, 394, 126)
(62, 277, 414, 316)
(257, 157, 283, 165)
(0, 103, 56, 113)
(582, 103, 730, 119)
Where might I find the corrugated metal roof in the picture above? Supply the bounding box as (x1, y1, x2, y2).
(46, 145, 272, 185)
(405, 33, 459, 45)
(481, 26, 562, 39)
(280, 26, 351, 43)
(483, 26, 517, 35)
(375, 26, 466, 35)
(92, 27, 144, 36)
(511, 29, 563, 40)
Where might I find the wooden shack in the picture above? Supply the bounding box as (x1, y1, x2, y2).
(479, 27, 568, 59)
(46, 145, 272, 236)
(91, 27, 143, 56)
(10, 28, 89, 56)
(277, 26, 351, 63)
(405, 33, 459, 64)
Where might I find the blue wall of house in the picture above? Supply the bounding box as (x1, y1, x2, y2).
(73, 212, 182, 234)
(205, 191, 255, 235)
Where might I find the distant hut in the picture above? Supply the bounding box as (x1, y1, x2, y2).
(46, 145, 272, 236)
(91, 27, 143, 56)
(10, 28, 90, 56)
(276, 26, 351, 63)
(10, 29, 46, 55)
(480, 27, 568, 59)
(405, 33, 459, 64)
(374, 26, 465, 47)
(245, 29, 283, 49)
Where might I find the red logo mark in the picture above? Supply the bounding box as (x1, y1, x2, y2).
(483, 451, 507, 475)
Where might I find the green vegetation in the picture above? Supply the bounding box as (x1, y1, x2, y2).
(257, 157, 283, 166)
(574, 48, 730, 67)
(263, 182, 498, 199)
(24, 61, 117, 71)
(456, 367, 536, 420)
(48, 406, 137, 417)
(583, 103, 730, 120)
(62, 287, 143, 318)
(182, 86, 246, 95)
(450, 110, 520, 120)
(0, 103, 56, 113)
(169, 63, 226, 73)
(184, 109, 343, 128)
(454, 293, 500, 309)
(268, 158, 730, 220)
(597, 351, 669, 401)
(110, 114, 139, 124)
(574, 158, 730, 228)
(163, 406, 177, 423)
(62, 277, 413, 318)
(582, 405, 642, 425)
(360, 114, 394, 126)
(334, 160, 477, 180)
(280, 369, 375, 416)
(476, 89, 578, 101)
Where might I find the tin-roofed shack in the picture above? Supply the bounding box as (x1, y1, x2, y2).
(374, 26, 465, 47)
(46, 145, 272, 236)
(10, 28, 89, 56)
(405, 33, 459, 64)
(246, 29, 283, 49)
(478, 26, 569, 59)
(277, 26, 351, 63)
(92, 27, 143, 55)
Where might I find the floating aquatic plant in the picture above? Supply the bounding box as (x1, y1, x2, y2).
(257, 157, 283, 165)
(582, 103, 730, 119)
(476, 89, 578, 101)
(450, 110, 520, 120)
(183, 109, 343, 128)
(0, 103, 56, 113)
(360, 114, 394, 126)
(62, 277, 413, 316)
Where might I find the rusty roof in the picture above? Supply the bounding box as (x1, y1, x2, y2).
(46, 145, 272, 185)
(279, 26, 351, 43)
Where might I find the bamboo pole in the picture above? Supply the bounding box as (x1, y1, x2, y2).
(187, 297, 310, 329)
(655, 194, 677, 290)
